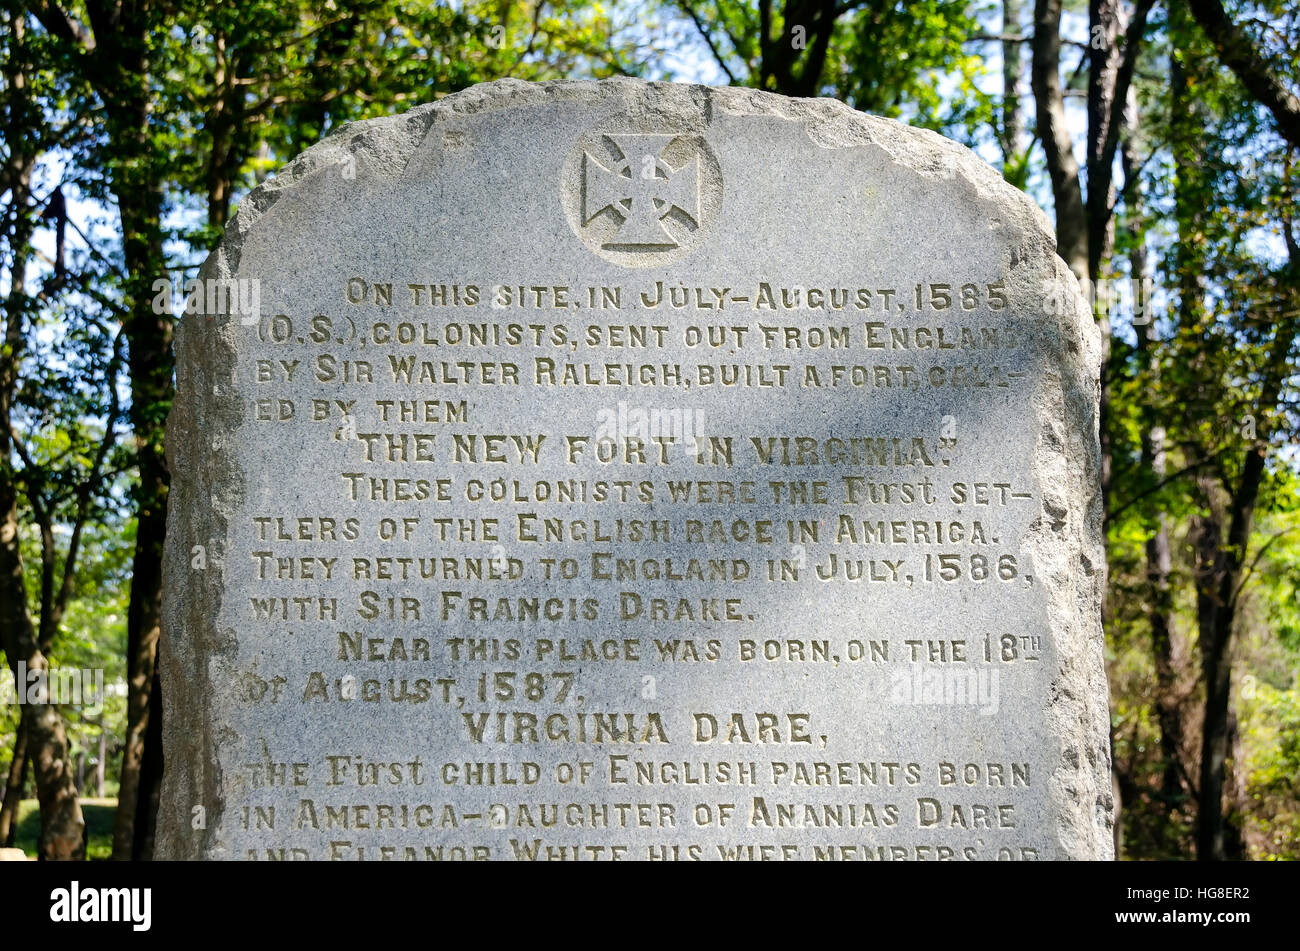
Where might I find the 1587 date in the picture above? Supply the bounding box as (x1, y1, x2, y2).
(475, 671, 576, 704)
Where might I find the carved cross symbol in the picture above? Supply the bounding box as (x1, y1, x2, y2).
(582, 134, 700, 247)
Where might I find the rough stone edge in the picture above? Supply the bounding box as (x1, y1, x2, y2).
(1057, 256, 1115, 860)
(157, 77, 1110, 860)
(1012, 247, 1113, 860)
(157, 255, 245, 858)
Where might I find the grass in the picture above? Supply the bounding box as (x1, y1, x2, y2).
(14, 798, 116, 860)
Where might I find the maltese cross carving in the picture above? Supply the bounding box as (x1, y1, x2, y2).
(582, 134, 701, 248)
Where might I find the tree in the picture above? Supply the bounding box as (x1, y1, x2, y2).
(1157, 1, 1300, 857)
(0, 8, 101, 860)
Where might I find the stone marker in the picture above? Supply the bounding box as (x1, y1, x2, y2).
(158, 78, 1112, 861)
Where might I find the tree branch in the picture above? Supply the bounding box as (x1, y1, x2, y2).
(967, 31, 1091, 52)
(1229, 524, 1300, 610)
(679, 2, 739, 83)
(1186, 0, 1300, 149)
(28, 1, 96, 50)
(50, 332, 123, 642)
(1110, 446, 1234, 520)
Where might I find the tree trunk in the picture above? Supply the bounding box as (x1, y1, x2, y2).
(133, 670, 164, 858)
(114, 442, 168, 861)
(1086, 0, 1120, 283)
(1197, 437, 1272, 859)
(0, 712, 29, 847)
(1190, 486, 1224, 862)
(22, 698, 86, 859)
(1, 266, 86, 861)
(1192, 253, 1299, 862)
(1147, 505, 1183, 806)
(1031, 0, 1088, 281)
(96, 726, 105, 799)
(1191, 324, 1290, 862)
(103, 2, 173, 862)
(1170, 6, 1216, 858)
(0, 17, 86, 856)
(1000, 0, 1029, 186)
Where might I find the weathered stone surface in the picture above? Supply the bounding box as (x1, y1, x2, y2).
(158, 77, 1111, 861)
